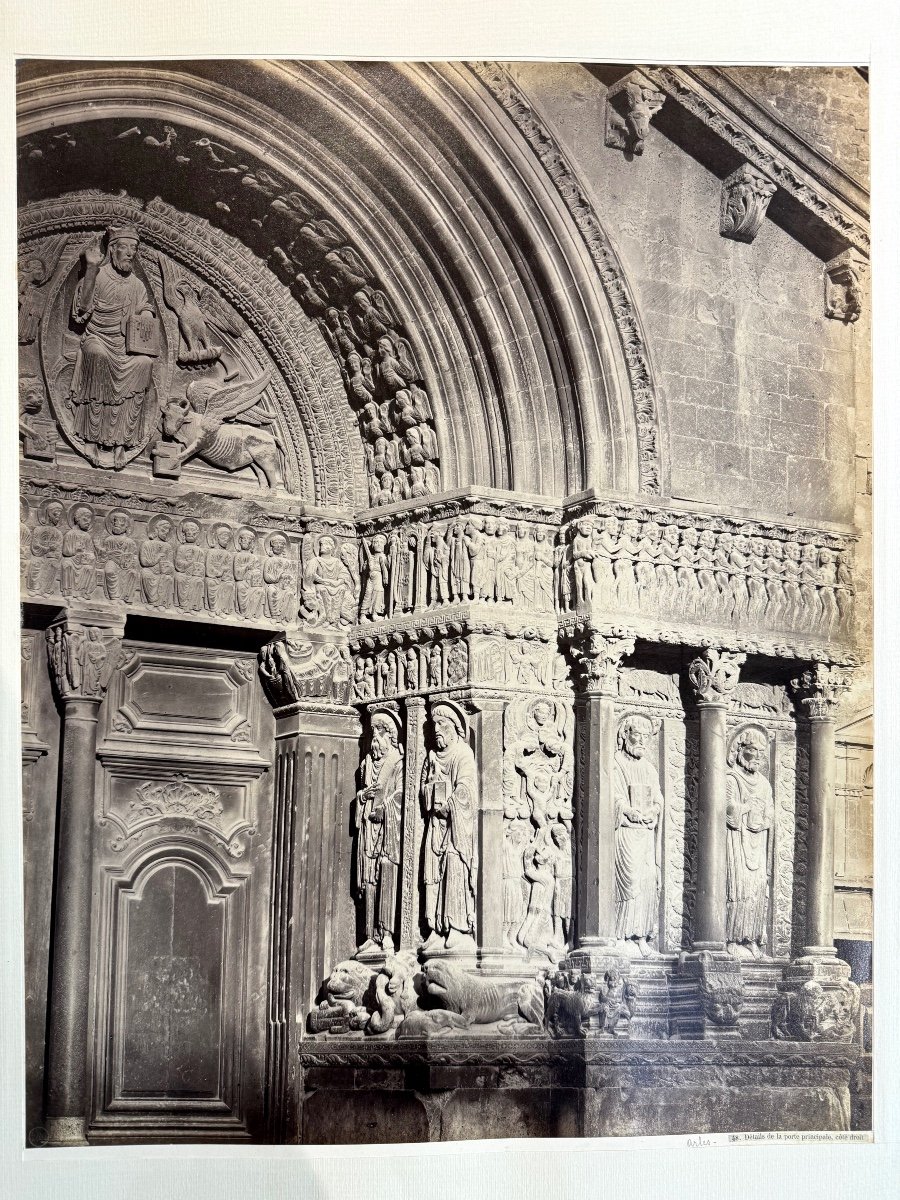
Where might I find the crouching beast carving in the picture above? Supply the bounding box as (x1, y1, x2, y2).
(397, 960, 544, 1037)
(155, 370, 285, 488)
(308, 959, 376, 1034)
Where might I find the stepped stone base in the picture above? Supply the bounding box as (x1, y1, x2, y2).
(298, 1037, 859, 1143)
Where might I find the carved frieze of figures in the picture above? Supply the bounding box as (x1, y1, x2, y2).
(725, 725, 775, 959)
(354, 709, 405, 956)
(559, 510, 854, 645)
(501, 697, 574, 959)
(358, 516, 556, 622)
(420, 702, 479, 955)
(614, 714, 664, 956)
(22, 492, 310, 630)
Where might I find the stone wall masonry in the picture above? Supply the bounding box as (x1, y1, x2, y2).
(506, 62, 868, 526)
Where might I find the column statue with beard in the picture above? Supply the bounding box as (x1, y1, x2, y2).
(725, 726, 775, 959)
(355, 710, 405, 956)
(420, 702, 478, 954)
(613, 713, 663, 957)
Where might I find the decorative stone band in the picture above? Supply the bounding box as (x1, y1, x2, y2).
(349, 618, 570, 704)
(560, 501, 856, 658)
(20, 482, 354, 633)
(22, 478, 859, 662)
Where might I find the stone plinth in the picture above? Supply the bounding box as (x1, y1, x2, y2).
(298, 1037, 858, 1143)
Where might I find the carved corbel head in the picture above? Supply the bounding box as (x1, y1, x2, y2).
(605, 71, 666, 156)
(824, 248, 868, 323)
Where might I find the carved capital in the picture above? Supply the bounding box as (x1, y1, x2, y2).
(575, 630, 636, 696)
(605, 71, 666, 156)
(687, 648, 745, 707)
(720, 163, 777, 243)
(790, 662, 852, 720)
(258, 632, 352, 711)
(45, 618, 123, 702)
(824, 248, 867, 324)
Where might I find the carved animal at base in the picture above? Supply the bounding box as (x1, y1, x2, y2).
(545, 974, 600, 1038)
(396, 960, 544, 1036)
(368, 950, 420, 1035)
(772, 979, 860, 1043)
(308, 959, 376, 1033)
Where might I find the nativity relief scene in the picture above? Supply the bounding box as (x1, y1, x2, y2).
(17, 60, 872, 1146)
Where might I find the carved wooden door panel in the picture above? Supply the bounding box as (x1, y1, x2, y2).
(87, 639, 273, 1142)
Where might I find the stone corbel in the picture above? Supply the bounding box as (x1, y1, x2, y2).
(720, 163, 777, 244)
(605, 71, 666, 156)
(824, 248, 867, 324)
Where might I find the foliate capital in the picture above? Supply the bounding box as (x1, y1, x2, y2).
(687, 648, 745, 707)
(575, 628, 636, 696)
(720, 162, 777, 244)
(45, 618, 123, 702)
(790, 663, 852, 720)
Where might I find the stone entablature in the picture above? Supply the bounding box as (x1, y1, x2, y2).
(21, 475, 859, 664)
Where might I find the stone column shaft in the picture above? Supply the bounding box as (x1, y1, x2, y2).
(687, 649, 745, 952)
(45, 698, 101, 1145)
(43, 614, 123, 1147)
(471, 698, 507, 961)
(573, 632, 634, 948)
(693, 702, 728, 950)
(791, 664, 852, 957)
(805, 714, 837, 953)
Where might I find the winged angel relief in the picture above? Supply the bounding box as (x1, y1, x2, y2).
(155, 370, 285, 488)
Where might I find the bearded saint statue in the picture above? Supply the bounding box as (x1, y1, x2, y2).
(613, 713, 663, 957)
(420, 703, 478, 954)
(355, 711, 404, 956)
(725, 727, 775, 959)
(69, 225, 158, 465)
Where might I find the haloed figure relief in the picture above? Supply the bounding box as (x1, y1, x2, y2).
(725, 727, 775, 959)
(613, 714, 663, 957)
(18, 59, 870, 1147)
(355, 710, 404, 956)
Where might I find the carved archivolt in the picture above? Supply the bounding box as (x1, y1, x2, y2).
(470, 61, 664, 496)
